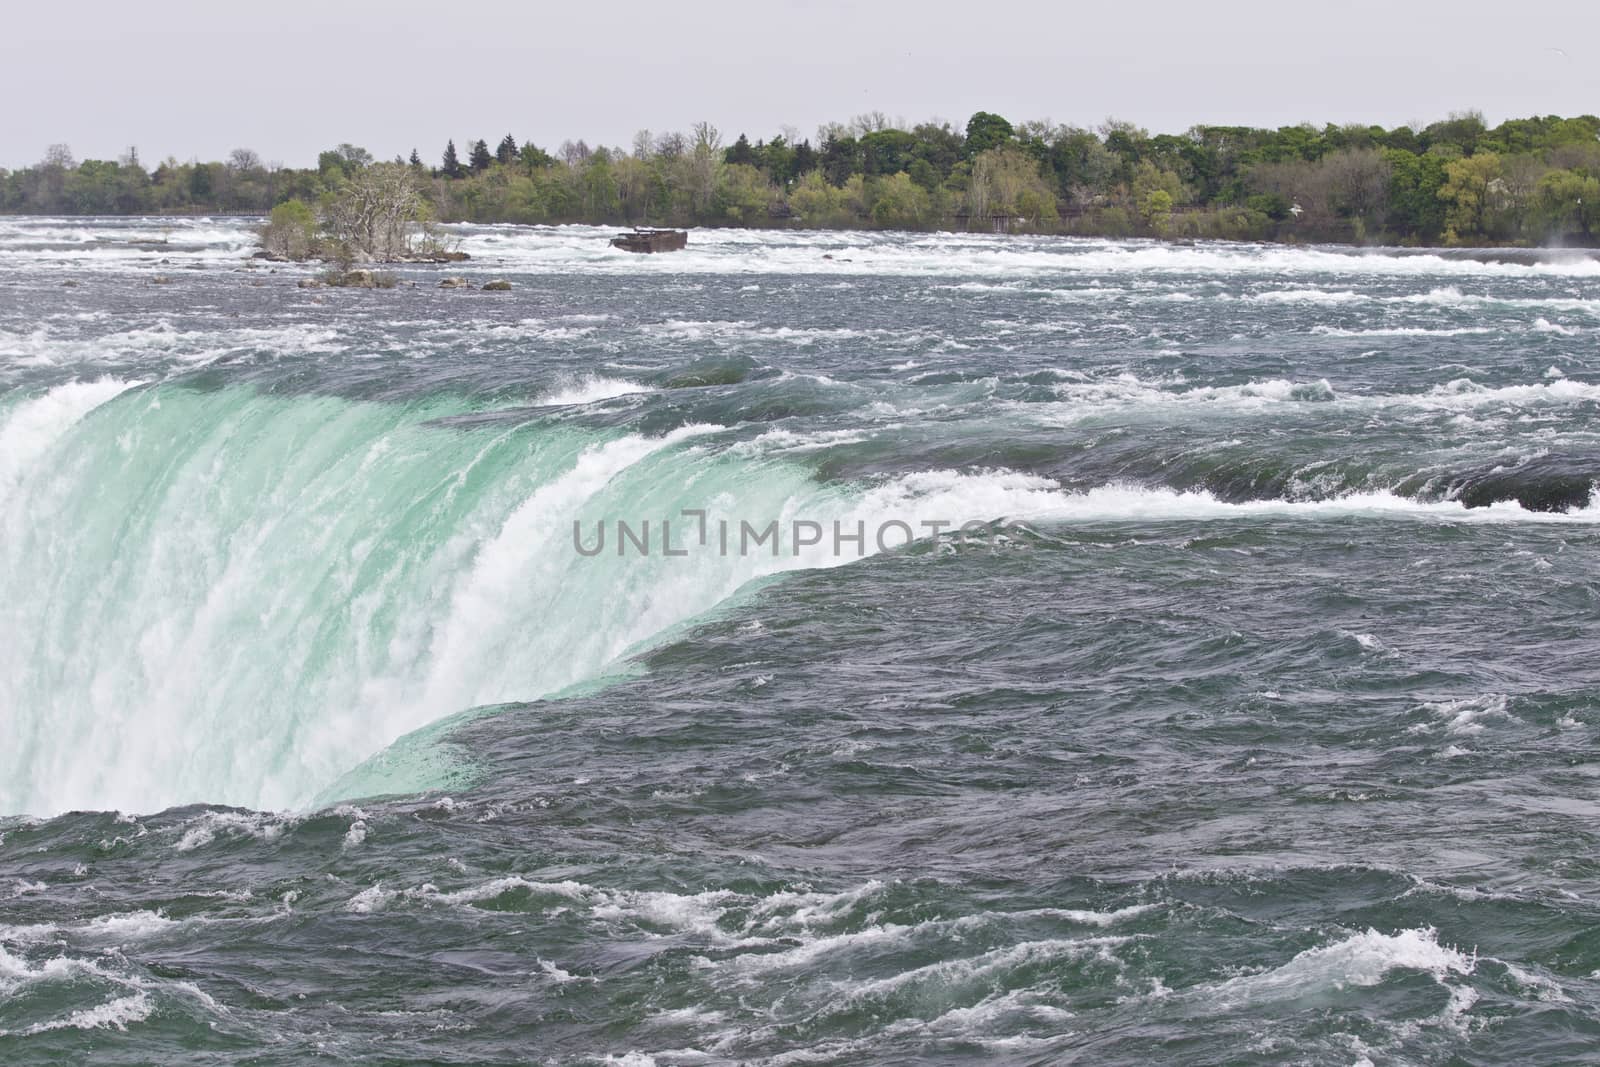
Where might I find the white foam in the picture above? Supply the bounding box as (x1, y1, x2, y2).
(174, 810, 293, 852)
(841, 937, 1131, 1000)
(1532, 317, 1579, 335)
(852, 474, 1600, 531)
(0, 378, 136, 507)
(1423, 695, 1511, 736)
(1033, 903, 1159, 927)
(344, 884, 396, 914)
(1036, 371, 1600, 422)
(446, 223, 1600, 281)
(536, 376, 649, 407)
(1312, 326, 1495, 338)
(0, 943, 107, 994)
(10, 992, 153, 1035)
(1250, 288, 1364, 305)
(1207, 927, 1474, 1008)
(79, 911, 178, 941)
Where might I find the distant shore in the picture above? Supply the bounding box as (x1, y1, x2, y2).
(6, 110, 1599, 249)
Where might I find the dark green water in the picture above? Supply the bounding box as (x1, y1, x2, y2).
(1, 218, 1598, 1064)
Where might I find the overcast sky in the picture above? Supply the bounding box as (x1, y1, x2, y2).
(4, 0, 1597, 169)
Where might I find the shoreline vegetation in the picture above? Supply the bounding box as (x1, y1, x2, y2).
(6, 110, 1600, 252)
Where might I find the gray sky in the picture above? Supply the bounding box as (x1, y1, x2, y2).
(4, 0, 1598, 169)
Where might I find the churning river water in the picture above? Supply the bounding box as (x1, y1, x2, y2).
(2, 217, 1599, 1065)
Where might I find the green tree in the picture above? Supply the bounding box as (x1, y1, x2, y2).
(717, 162, 772, 224)
(964, 111, 1014, 158)
(260, 199, 318, 259)
(518, 142, 555, 174)
(496, 135, 518, 166)
(1132, 161, 1184, 209)
(1384, 149, 1447, 240)
(1438, 152, 1503, 240)
(967, 144, 1058, 224)
(791, 139, 818, 178)
(788, 170, 849, 226)
(1140, 188, 1174, 233)
(1536, 169, 1600, 239)
(189, 161, 218, 200)
(441, 140, 463, 179)
(868, 171, 930, 229)
(725, 134, 756, 166)
(469, 140, 494, 173)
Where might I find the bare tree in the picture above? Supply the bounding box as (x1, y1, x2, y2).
(228, 148, 263, 173)
(816, 122, 848, 145)
(850, 112, 892, 136)
(1321, 149, 1391, 227)
(654, 131, 687, 158)
(321, 162, 426, 262)
(1252, 149, 1391, 236)
(691, 122, 722, 154)
(689, 123, 722, 218)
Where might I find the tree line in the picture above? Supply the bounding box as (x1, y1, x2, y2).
(6, 110, 1600, 245)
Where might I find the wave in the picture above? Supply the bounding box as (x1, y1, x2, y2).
(534, 375, 649, 406)
(989, 481, 1599, 524)
(1311, 325, 1496, 338)
(447, 223, 1600, 281)
(1081, 373, 1600, 412)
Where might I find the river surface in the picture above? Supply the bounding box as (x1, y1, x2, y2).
(2, 217, 1599, 1064)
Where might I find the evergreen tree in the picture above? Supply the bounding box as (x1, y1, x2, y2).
(409, 148, 422, 168)
(792, 139, 818, 177)
(441, 140, 463, 179)
(726, 133, 756, 166)
(820, 136, 857, 186)
(470, 139, 493, 173)
(496, 135, 518, 166)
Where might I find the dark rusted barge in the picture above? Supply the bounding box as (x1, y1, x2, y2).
(610, 228, 688, 253)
